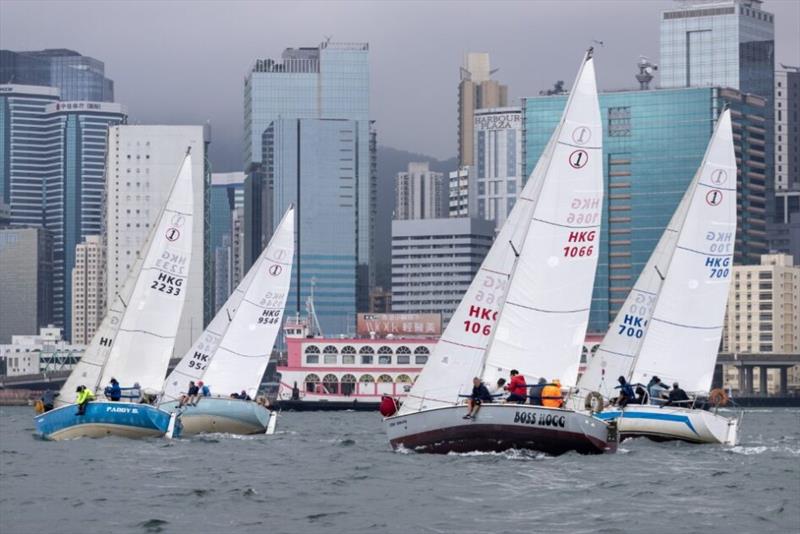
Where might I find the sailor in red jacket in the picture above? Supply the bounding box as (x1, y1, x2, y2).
(505, 370, 527, 404)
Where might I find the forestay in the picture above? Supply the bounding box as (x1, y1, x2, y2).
(628, 110, 736, 393)
(196, 207, 294, 398)
(482, 52, 603, 389)
(97, 153, 195, 393)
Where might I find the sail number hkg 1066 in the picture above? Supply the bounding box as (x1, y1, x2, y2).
(563, 230, 596, 258)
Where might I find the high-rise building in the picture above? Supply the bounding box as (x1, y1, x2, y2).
(774, 68, 799, 192)
(659, 0, 775, 100)
(391, 217, 494, 325)
(0, 49, 114, 102)
(266, 118, 366, 335)
(723, 253, 799, 354)
(47, 101, 126, 337)
(0, 227, 53, 343)
(105, 125, 210, 356)
(230, 206, 245, 291)
(0, 85, 60, 227)
(458, 53, 508, 167)
(448, 166, 476, 218)
(473, 107, 523, 228)
(394, 162, 448, 220)
(71, 235, 104, 345)
(523, 86, 771, 331)
(243, 41, 375, 315)
(210, 172, 245, 312)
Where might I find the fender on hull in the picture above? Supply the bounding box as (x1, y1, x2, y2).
(385, 404, 616, 455)
(34, 402, 177, 441)
(160, 398, 272, 436)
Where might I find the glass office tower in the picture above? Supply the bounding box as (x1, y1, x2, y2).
(266, 118, 363, 335)
(243, 41, 375, 331)
(523, 86, 770, 332)
(0, 49, 114, 102)
(660, 0, 774, 100)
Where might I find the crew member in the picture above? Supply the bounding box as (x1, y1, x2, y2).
(463, 377, 492, 420)
(647, 376, 669, 404)
(104, 378, 122, 401)
(505, 370, 527, 404)
(198, 381, 210, 397)
(75, 385, 95, 416)
(666, 382, 690, 407)
(489, 378, 507, 400)
(614, 376, 635, 408)
(179, 381, 199, 407)
(541, 379, 563, 408)
(40, 389, 58, 412)
(529, 378, 547, 406)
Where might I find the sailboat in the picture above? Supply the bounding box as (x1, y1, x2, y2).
(384, 49, 616, 455)
(159, 206, 294, 435)
(577, 109, 739, 445)
(34, 150, 195, 440)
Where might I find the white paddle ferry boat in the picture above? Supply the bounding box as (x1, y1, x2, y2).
(160, 207, 295, 435)
(35, 150, 194, 440)
(384, 49, 617, 455)
(576, 109, 741, 446)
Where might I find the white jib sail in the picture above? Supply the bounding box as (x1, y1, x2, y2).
(481, 52, 603, 390)
(578, 160, 694, 400)
(56, 256, 144, 407)
(160, 246, 260, 402)
(399, 50, 597, 415)
(628, 110, 737, 393)
(194, 206, 294, 399)
(96, 153, 195, 393)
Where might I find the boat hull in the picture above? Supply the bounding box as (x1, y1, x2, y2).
(594, 405, 739, 445)
(34, 402, 178, 441)
(160, 398, 273, 435)
(384, 404, 617, 455)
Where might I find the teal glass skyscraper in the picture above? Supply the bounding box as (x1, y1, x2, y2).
(243, 41, 375, 333)
(523, 86, 770, 332)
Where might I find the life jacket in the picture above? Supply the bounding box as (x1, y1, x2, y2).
(541, 383, 563, 408)
(77, 389, 95, 404)
(379, 396, 399, 417)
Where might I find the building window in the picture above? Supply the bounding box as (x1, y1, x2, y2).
(608, 106, 631, 137)
(304, 345, 320, 364)
(359, 346, 374, 364)
(341, 345, 356, 365)
(304, 373, 320, 393)
(322, 374, 339, 394)
(378, 346, 393, 365)
(414, 346, 430, 365)
(323, 345, 338, 364)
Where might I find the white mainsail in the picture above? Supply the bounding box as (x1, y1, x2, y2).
(185, 206, 294, 399)
(399, 50, 599, 415)
(481, 53, 603, 389)
(94, 153, 195, 393)
(578, 168, 694, 399)
(627, 110, 736, 393)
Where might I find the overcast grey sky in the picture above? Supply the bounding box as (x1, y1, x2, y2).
(2, 0, 798, 170)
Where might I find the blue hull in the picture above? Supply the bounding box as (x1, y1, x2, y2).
(34, 402, 180, 440)
(160, 398, 272, 435)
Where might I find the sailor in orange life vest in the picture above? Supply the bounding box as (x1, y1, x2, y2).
(540, 379, 563, 408)
(505, 370, 528, 404)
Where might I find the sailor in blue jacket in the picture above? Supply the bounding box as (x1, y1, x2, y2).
(104, 378, 122, 402)
(463, 377, 493, 420)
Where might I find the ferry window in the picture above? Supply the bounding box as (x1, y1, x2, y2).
(581, 346, 588, 363)
(377, 374, 393, 383)
(359, 374, 375, 383)
(341, 374, 357, 396)
(341, 346, 356, 364)
(397, 374, 413, 393)
(378, 346, 393, 365)
(360, 346, 374, 364)
(323, 345, 338, 364)
(323, 374, 339, 394)
(396, 346, 411, 364)
(305, 345, 320, 364)
(414, 346, 430, 365)
(304, 373, 320, 393)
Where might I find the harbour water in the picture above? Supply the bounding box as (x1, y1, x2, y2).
(1, 406, 798, 533)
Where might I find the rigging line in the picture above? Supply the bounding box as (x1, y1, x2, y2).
(505, 300, 589, 314)
(696, 182, 736, 192)
(163, 208, 192, 217)
(596, 348, 636, 359)
(676, 245, 732, 258)
(650, 317, 723, 330)
(557, 139, 602, 150)
(116, 328, 174, 339)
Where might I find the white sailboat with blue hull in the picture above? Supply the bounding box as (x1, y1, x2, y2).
(160, 206, 294, 435)
(35, 151, 195, 440)
(576, 109, 740, 445)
